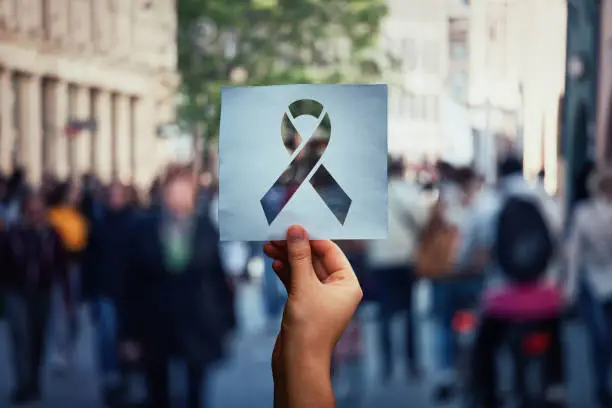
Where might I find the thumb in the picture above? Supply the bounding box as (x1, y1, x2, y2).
(286, 225, 315, 285)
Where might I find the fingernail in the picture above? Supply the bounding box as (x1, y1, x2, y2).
(287, 225, 306, 242)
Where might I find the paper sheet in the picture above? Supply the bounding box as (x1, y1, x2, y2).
(218, 84, 388, 241)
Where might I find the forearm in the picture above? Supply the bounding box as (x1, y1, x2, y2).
(276, 338, 335, 408)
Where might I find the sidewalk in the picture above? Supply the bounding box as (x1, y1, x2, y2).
(0, 281, 597, 407)
(0, 308, 99, 407)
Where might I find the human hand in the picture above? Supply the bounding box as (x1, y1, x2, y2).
(263, 225, 363, 360)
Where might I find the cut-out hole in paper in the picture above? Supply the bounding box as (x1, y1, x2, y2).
(261, 99, 351, 225)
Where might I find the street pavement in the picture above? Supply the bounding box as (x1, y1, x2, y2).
(0, 281, 600, 407)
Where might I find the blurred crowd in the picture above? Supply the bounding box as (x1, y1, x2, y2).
(1, 153, 612, 408)
(0, 165, 236, 408)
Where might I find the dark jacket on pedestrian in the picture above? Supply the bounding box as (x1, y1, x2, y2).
(82, 207, 136, 301)
(0, 224, 67, 293)
(119, 209, 235, 365)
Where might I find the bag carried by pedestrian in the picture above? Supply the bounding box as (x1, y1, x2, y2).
(416, 202, 460, 278)
(495, 196, 554, 283)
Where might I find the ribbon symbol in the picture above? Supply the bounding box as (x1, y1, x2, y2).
(260, 99, 352, 225)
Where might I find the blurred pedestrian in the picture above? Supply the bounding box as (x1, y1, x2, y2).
(2, 168, 25, 226)
(333, 240, 367, 404)
(427, 166, 484, 402)
(80, 173, 105, 223)
(0, 175, 12, 229)
(207, 179, 248, 327)
(83, 181, 135, 407)
(148, 177, 163, 211)
(574, 161, 596, 207)
(120, 168, 235, 408)
(567, 166, 612, 407)
(259, 180, 288, 330)
(40, 172, 58, 206)
(0, 190, 68, 405)
(47, 181, 89, 371)
(367, 157, 428, 382)
(464, 157, 566, 408)
(125, 184, 142, 211)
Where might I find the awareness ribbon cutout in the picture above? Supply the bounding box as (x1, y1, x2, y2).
(260, 99, 352, 225)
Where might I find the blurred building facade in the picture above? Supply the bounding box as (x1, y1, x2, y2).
(382, 0, 566, 188)
(597, 0, 612, 165)
(382, 0, 449, 162)
(439, 0, 474, 168)
(467, 0, 566, 191)
(563, 0, 599, 210)
(446, 0, 470, 105)
(0, 0, 179, 186)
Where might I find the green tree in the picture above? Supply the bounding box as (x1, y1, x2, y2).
(177, 0, 393, 140)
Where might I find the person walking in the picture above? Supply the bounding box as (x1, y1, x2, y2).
(567, 167, 612, 407)
(0, 191, 68, 405)
(83, 182, 136, 407)
(367, 157, 428, 382)
(464, 157, 566, 408)
(47, 181, 89, 371)
(428, 166, 486, 402)
(119, 167, 235, 408)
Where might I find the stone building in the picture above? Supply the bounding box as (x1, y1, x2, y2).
(468, 0, 566, 191)
(382, 0, 449, 160)
(0, 0, 179, 186)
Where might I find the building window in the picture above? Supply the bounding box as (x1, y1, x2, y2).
(11, 73, 20, 166)
(41, 78, 52, 172)
(401, 96, 408, 115)
(450, 41, 467, 60)
(397, 88, 413, 115)
(401, 38, 417, 70)
(451, 71, 467, 101)
(426, 96, 439, 121)
(422, 41, 439, 73)
(415, 96, 425, 120)
(67, 84, 77, 174)
(42, 0, 51, 41)
(409, 93, 418, 119)
(111, 93, 118, 176)
(90, 89, 98, 169)
(11, 74, 20, 135)
(130, 97, 137, 178)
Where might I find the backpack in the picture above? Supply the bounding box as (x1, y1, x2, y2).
(495, 196, 554, 283)
(416, 202, 460, 278)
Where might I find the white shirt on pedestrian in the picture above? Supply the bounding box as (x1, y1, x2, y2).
(566, 198, 612, 302)
(367, 179, 429, 268)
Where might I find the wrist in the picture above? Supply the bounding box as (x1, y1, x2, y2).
(281, 330, 333, 364)
(279, 334, 334, 408)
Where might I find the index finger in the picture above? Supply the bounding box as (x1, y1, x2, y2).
(310, 240, 353, 275)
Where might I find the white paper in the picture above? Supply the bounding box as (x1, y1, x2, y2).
(218, 84, 388, 241)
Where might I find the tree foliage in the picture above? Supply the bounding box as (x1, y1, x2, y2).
(177, 0, 392, 139)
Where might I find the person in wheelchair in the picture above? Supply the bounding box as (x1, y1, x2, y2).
(458, 157, 567, 408)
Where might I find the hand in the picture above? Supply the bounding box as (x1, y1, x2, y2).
(263, 225, 363, 360)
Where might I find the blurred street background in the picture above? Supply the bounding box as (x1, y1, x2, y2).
(0, 280, 600, 407)
(1, 0, 612, 408)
